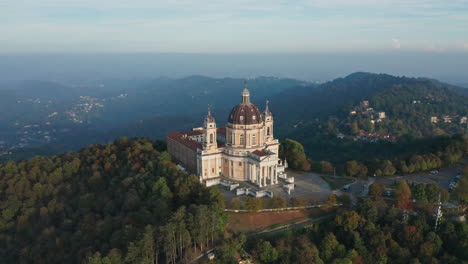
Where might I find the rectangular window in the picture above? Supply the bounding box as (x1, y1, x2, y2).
(252, 134, 256, 145)
(239, 162, 242, 166)
(240, 134, 245, 145)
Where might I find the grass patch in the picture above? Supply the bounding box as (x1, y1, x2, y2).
(227, 208, 325, 233)
(320, 176, 354, 190)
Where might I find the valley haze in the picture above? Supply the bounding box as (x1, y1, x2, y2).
(1, 52, 468, 85)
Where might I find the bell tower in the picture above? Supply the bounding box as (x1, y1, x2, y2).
(203, 106, 217, 151)
(264, 100, 274, 143)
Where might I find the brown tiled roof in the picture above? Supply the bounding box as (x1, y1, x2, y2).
(167, 131, 202, 151)
(252, 149, 269, 157)
(228, 103, 263, 125)
(185, 130, 204, 136)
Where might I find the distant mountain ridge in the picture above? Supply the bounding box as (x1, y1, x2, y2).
(272, 72, 467, 123)
(1, 72, 466, 161)
(0, 76, 308, 159)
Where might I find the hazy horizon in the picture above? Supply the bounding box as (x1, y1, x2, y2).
(1, 52, 468, 86)
(2, 1, 468, 86)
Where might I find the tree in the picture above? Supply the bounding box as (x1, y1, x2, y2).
(413, 184, 427, 203)
(382, 160, 396, 176)
(325, 194, 337, 209)
(425, 184, 439, 203)
(358, 198, 378, 223)
(400, 161, 409, 174)
(254, 240, 278, 263)
(357, 164, 368, 178)
(87, 252, 121, 264)
(244, 197, 263, 212)
(320, 161, 335, 175)
(351, 122, 359, 135)
(345, 161, 360, 177)
(291, 197, 307, 207)
(395, 180, 413, 210)
(281, 139, 311, 171)
(453, 165, 468, 203)
(368, 183, 383, 201)
(125, 226, 156, 264)
(294, 236, 323, 264)
(230, 197, 241, 210)
(335, 210, 361, 232)
(269, 196, 286, 209)
(152, 177, 173, 201)
(321, 232, 339, 261)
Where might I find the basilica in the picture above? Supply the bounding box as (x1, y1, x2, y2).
(167, 83, 287, 187)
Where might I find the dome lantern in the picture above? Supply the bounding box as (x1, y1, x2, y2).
(241, 81, 251, 104)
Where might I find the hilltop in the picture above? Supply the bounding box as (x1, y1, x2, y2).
(0, 137, 226, 263)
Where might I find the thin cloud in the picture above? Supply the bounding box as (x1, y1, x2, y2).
(1, 0, 468, 53)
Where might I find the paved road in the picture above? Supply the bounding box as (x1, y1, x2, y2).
(247, 214, 333, 238)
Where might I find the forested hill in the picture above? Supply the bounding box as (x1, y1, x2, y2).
(272, 72, 408, 123)
(365, 79, 468, 137)
(0, 137, 226, 264)
(273, 72, 467, 137)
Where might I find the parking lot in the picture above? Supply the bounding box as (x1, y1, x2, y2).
(217, 170, 333, 203)
(375, 163, 464, 190)
(218, 161, 465, 204)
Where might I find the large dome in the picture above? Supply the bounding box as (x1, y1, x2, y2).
(228, 103, 263, 125)
(228, 83, 263, 125)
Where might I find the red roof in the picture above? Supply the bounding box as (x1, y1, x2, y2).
(167, 131, 202, 151)
(252, 150, 269, 157)
(185, 130, 204, 136)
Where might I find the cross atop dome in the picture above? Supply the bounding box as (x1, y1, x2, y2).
(241, 81, 251, 104)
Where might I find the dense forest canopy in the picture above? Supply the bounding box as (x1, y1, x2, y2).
(0, 137, 226, 263)
(244, 203, 468, 264)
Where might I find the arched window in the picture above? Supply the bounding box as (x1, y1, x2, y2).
(267, 127, 271, 136)
(252, 134, 257, 145)
(210, 134, 214, 143)
(240, 134, 245, 145)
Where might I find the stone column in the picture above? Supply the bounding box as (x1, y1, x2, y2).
(257, 166, 261, 187)
(251, 164, 255, 182)
(270, 166, 274, 185)
(274, 166, 277, 184)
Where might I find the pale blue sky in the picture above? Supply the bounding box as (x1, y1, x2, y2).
(1, 0, 468, 53)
